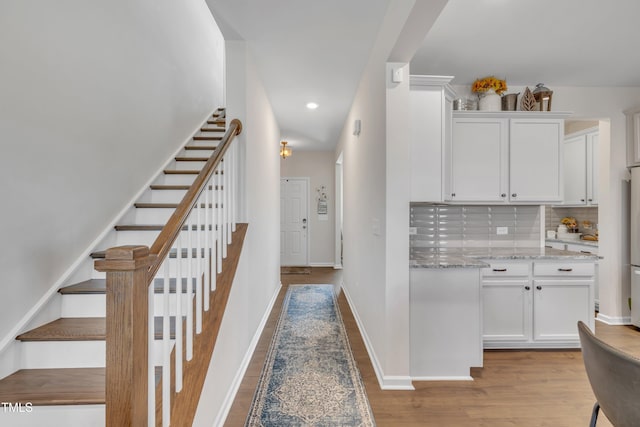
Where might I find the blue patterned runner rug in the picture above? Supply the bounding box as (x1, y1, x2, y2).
(245, 284, 376, 426)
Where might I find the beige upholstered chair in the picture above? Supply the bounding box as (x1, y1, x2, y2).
(578, 321, 640, 427)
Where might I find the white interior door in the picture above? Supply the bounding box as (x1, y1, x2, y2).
(281, 178, 309, 266)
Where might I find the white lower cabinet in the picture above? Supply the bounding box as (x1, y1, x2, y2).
(482, 260, 595, 348)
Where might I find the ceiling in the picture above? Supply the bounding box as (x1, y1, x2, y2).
(207, 0, 640, 152)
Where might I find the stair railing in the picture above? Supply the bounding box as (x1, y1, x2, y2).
(95, 116, 243, 427)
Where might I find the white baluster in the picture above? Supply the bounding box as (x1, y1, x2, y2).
(216, 164, 223, 273)
(231, 143, 237, 233)
(186, 213, 194, 357)
(210, 175, 217, 292)
(148, 274, 156, 427)
(203, 188, 210, 312)
(175, 233, 183, 392)
(195, 201, 202, 334)
(162, 260, 171, 427)
(222, 161, 228, 259)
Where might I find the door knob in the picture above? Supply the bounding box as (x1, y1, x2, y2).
(524, 286, 531, 290)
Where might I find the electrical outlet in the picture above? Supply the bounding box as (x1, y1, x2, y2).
(496, 226, 508, 235)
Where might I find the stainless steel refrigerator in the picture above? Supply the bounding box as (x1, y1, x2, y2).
(630, 167, 640, 326)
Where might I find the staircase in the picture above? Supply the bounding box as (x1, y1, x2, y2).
(0, 108, 244, 426)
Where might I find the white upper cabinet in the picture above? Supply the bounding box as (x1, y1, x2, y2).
(625, 107, 640, 167)
(409, 75, 455, 202)
(563, 127, 599, 206)
(446, 112, 567, 204)
(446, 117, 508, 202)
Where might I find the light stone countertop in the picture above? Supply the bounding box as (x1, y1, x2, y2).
(410, 247, 599, 269)
(546, 238, 599, 248)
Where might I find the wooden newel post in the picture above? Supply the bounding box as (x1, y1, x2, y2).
(95, 245, 156, 427)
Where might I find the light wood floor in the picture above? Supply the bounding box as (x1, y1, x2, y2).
(225, 267, 640, 427)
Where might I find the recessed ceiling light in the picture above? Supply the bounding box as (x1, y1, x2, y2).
(306, 102, 319, 110)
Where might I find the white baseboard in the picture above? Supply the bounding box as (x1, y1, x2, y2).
(596, 313, 632, 325)
(214, 284, 282, 427)
(333, 264, 343, 270)
(341, 286, 414, 391)
(309, 262, 335, 267)
(412, 376, 473, 381)
(0, 108, 219, 359)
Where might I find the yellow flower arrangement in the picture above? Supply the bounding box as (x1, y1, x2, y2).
(472, 76, 507, 94)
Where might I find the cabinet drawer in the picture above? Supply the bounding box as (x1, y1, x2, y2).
(482, 262, 529, 277)
(533, 262, 595, 277)
(565, 243, 598, 255)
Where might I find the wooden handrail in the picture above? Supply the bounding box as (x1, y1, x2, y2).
(147, 118, 242, 279)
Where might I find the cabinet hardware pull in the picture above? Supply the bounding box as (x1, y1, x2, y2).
(511, 193, 517, 197)
(588, 199, 593, 202)
(581, 199, 585, 202)
(451, 193, 456, 197)
(536, 285, 542, 290)
(558, 268, 573, 272)
(492, 268, 507, 272)
(525, 286, 531, 290)
(501, 193, 506, 198)
(580, 250, 592, 254)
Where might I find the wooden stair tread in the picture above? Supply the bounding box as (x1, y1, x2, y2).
(184, 145, 217, 151)
(193, 136, 222, 141)
(59, 278, 196, 295)
(164, 170, 199, 175)
(17, 317, 180, 342)
(163, 169, 222, 175)
(200, 127, 225, 132)
(0, 368, 105, 405)
(91, 247, 209, 259)
(205, 120, 225, 125)
(149, 184, 219, 190)
(134, 202, 219, 209)
(17, 318, 104, 341)
(115, 224, 215, 231)
(174, 157, 209, 162)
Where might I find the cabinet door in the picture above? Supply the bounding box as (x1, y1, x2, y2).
(482, 280, 531, 343)
(447, 118, 508, 202)
(532, 279, 592, 342)
(587, 132, 599, 205)
(509, 119, 563, 202)
(563, 135, 587, 205)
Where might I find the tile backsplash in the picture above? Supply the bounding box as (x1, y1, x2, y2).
(410, 204, 541, 259)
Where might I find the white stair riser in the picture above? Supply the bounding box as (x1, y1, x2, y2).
(137, 189, 188, 203)
(114, 229, 218, 247)
(114, 230, 158, 247)
(131, 208, 175, 224)
(152, 174, 197, 186)
(61, 295, 105, 317)
(170, 160, 207, 170)
(0, 404, 104, 427)
(179, 148, 216, 158)
(61, 294, 196, 317)
(21, 341, 105, 369)
(188, 140, 221, 147)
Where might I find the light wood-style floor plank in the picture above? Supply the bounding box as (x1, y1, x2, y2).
(225, 267, 638, 427)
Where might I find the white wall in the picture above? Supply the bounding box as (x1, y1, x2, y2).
(193, 40, 281, 427)
(334, 0, 449, 390)
(334, 1, 418, 390)
(0, 1, 225, 346)
(280, 151, 336, 266)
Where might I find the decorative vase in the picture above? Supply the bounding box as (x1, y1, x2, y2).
(478, 88, 501, 111)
